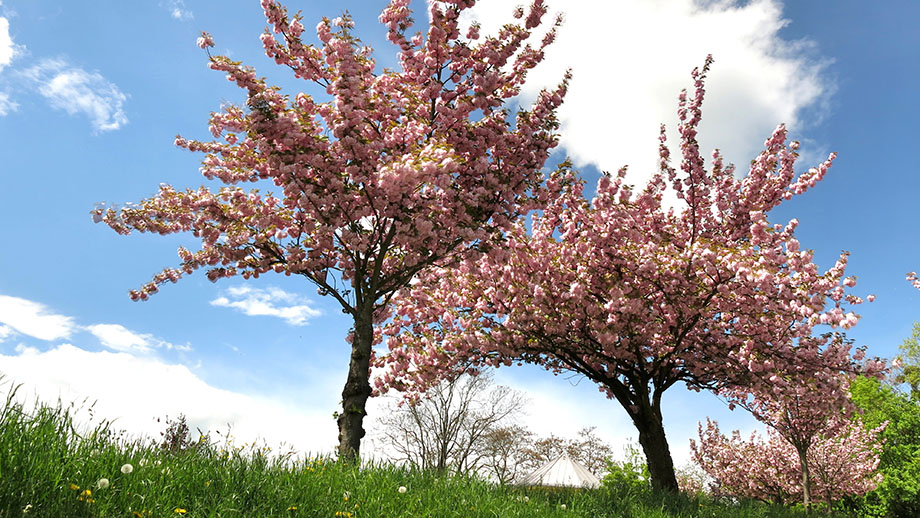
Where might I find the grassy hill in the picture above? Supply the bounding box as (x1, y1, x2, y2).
(0, 383, 808, 518)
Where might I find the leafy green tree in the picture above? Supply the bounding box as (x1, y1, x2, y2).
(894, 322, 920, 398)
(845, 375, 920, 517)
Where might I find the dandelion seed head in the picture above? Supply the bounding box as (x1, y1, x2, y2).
(121, 463, 134, 474)
(96, 478, 110, 489)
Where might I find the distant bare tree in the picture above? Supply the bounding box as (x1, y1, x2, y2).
(477, 424, 535, 484)
(375, 371, 527, 476)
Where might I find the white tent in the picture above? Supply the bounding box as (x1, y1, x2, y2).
(518, 452, 602, 489)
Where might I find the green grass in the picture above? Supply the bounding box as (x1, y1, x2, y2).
(0, 381, 809, 518)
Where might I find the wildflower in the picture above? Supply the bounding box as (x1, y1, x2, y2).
(343, 491, 350, 502)
(22, 504, 32, 514)
(560, 503, 567, 510)
(334, 512, 352, 518)
(287, 506, 297, 511)
(524, 496, 530, 503)
(398, 486, 407, 494)
(204, 480, 211, 487)
(77, 489, 95, 503)
(69, 484, 80, 491)
(96, 478, 110, 489)
(174, 508, 187, 514)
(121, 463, 134, 474)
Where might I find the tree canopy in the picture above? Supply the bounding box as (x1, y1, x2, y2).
(378, 57, 883, 490)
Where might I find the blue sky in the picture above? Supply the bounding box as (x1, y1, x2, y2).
(0, 0, 917, 466)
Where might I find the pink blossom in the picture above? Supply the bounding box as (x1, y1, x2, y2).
(197, 31, 215, 49)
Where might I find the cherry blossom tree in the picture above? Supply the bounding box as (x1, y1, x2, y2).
(809, 418, 886, 510)
(722, 372, 849, 506)
(377, 56, 883, 490)
(719, 353, 886, 507)
(691, 419, 800, 503)
(692, 416, 885, 509)
(93, 0, 568, 460)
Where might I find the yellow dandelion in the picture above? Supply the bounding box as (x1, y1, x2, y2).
(77, 489, 95, 504)
(174, 508, 187, 514)
(287, 506, 298, 511)
(69, 484, 80, 491)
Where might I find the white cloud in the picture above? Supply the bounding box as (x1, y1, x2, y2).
(0, 293, 190, 354)
(0, 91, 16, 115)
(0, 295, 77, 341)
(0, 17, 16, 72)
(210, 286, 322, 326)
(464, 0, 832, 189)
(164, 1, 193, 21)
(1, 344, 339, 455)
(22, 58, 128, 132)
(85, 323, 191, 354)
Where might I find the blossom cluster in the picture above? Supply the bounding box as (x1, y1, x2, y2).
(907, 272, 920, 292)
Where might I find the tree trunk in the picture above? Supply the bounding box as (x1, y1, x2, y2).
(337, 309, 374, 461)
(632, 403, 679, 492)
(795, 446, 812, 508)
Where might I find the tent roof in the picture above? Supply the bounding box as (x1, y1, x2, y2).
(518, 452, 602, 489)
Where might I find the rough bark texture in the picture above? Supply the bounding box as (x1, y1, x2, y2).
(337, 311, 374, 461)
(632, 403, 680, 492)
